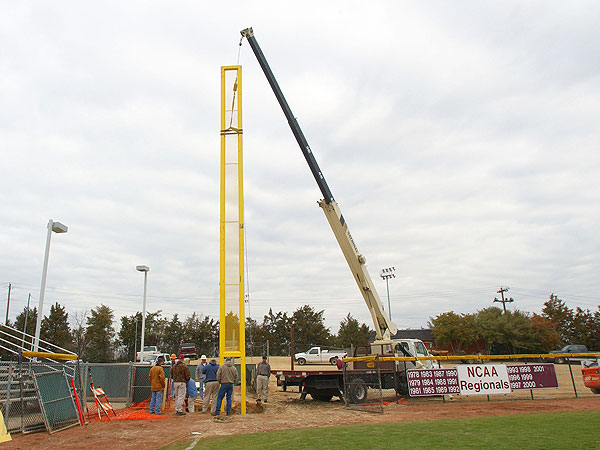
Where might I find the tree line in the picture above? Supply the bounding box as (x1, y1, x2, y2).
(1, 303, 371, 362)
(429, 294, 600, 354)
(1, 293, 596, 362)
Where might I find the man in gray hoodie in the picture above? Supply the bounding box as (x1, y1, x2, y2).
(213, 357, 238, 416)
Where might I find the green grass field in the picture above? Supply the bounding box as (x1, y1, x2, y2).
(162, 410, 600, 450)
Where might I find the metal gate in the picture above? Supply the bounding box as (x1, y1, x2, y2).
(33, 368, 79, 433)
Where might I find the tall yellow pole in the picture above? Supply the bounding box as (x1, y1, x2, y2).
(220, 65, 246, 414)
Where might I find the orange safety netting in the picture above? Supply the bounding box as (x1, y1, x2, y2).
(87, 395, 173, 422)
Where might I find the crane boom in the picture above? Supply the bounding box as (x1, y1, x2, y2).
(241, 27, 397, 341)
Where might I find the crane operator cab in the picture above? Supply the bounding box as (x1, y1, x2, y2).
(393, 339, 438, 370)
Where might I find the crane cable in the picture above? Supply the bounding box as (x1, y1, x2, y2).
(237, 36, 251, 318)
(228, 37, 244, 129)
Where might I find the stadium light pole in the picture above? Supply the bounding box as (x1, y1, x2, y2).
(136, 265, 149, 362)
(33, 219, 68, 353)
(379, 267, 396, 321)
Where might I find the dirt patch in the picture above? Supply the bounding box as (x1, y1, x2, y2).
(3, 364, 598, 449)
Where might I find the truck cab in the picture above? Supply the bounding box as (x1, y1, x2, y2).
(393, 338, 435, 370)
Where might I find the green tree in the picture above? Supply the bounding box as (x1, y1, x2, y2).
(291, 305, 331, 352)
(498, 310, 535, 354)
(261, 309, 291, 356)
(14, 306, 38, 349)
(245, 317, 266, 356)
(571, 307, 600, 350)
(85, 304, 115, 362)
(429, 311, 477, 354)
(529, 313, 562, 352)
(162, 314, 185, 353)
(542, 294, 573, 343)
(475, 307, 504, 353)
(182, 313, 219, 357)
(117, 312, 141, 361)
(40, 302, 72, 350)
(336, 313, 370, 348)
(0, 321, 20, 360)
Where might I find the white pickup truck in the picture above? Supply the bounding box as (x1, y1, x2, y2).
(295, 347, 347, 365)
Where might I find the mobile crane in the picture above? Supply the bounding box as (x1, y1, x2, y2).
(240, 27, 396, 344)
(241, 28, 432, 401)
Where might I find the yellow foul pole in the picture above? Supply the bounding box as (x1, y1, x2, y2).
(220, 65, 246, 414)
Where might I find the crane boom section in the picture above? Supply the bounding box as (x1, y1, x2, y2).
(318, 200, 397, 341)
(240, 28, 334, 204)
(241, 27, 397, 341)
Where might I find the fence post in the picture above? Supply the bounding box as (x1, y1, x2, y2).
(342, 361, 348, 407)
(79, 362, 89, 416)
(126, 362, 133, 407)
(566, 358, 578, 398)
(376, 355, 384, 414)
(5, 365, 13, 422)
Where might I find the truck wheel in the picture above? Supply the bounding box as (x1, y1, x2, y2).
(394, 375, 408, 395)
(311, 393, 333, 401)
(297, 358, 306, 366)
(348, 378, 368, 404)
(330, 357, 338, 365)
(591, 388, 599, 395)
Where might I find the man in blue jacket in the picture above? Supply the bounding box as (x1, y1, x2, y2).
(201, 358, 220, 414)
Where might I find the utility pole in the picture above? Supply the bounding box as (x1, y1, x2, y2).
(134, 317, 139, 362)
(21, 293, 31, 350)
(493, 286, 514, 312)
(5, 283, 11, 325)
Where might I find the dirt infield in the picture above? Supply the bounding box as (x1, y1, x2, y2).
(3, 362, 598, 449)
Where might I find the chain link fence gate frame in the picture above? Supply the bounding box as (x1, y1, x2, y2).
(32, 368, 79, 433)
(343, 355, 384, 413)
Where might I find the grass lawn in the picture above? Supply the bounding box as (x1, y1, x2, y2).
(162, 410, 599, 449)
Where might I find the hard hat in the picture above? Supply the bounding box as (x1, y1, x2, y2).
(170, 353, 176, 359)
(201, 355, 207, 359)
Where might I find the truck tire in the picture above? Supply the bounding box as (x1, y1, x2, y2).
(591, 388, 599, 395)
(348, 378, 368, 404)
(297, 358, 306, 366)
(329, 357, 338, 365)
(311, 393, 333, 401)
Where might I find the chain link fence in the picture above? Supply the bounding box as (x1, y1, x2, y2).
(81, 363, 130, 402)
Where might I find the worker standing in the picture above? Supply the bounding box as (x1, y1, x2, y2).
(171, 354, 191, 416)
(195, 355, 208, 399)
(255, 355, 271, 403)
(148, 356, 166, 414)
(214, 357, 238, 416)
(202, 358, 220, 414)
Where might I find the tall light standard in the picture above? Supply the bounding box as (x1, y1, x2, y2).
(136, 265, 149, 362)
(379, 266, 395, 321)
(33, 219, 68, 353)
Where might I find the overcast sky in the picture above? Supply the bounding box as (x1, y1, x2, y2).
(1, 1, 598, 336)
